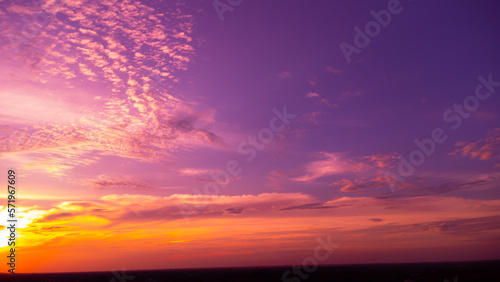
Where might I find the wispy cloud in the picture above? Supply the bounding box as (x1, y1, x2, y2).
(306, 92, 320, 98)
(82, 174, 156, 191)
(453, 128, 500, 166)
(325, 66, 341, 75)
(293, 152, 375, 182)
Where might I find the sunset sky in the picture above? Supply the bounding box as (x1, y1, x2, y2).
(1, 0, 500, 274)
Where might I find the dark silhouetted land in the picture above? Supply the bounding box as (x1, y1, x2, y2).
(1, 260, 499, 282)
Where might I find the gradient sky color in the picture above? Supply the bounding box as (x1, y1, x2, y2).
(1, 0, 500, 274)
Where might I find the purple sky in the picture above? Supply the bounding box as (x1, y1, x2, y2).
(0, 0, 500, 273)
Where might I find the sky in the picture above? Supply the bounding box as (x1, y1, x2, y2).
(1, 0, 500, 274)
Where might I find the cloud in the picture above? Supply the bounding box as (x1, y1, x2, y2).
(37, 212, 81, 222)
(165, 110, 224, 145)
(376, 177, 497, 199)
(6, 4, 38, 15)
(306, 92, 320, 98)
(292, 152, 371, 182)
(24, 193, 500, 240)
(334, 178, 382, 192)
(325, 66, 341, 75)
(291, 152, 415, 193)
(29, 192, 319, 224)
(0, 88, 223, 177)
(224, 207, 243, 214)
(265, 169, 292, 191)
(7, 193, 500, 270)
(308, 77, 317, 85)
(362, 154, 399, 169)
(359, 215, 500, 240)
(0, 0, 217, 177)
(0, 89, 93, 125)
(179, 168, 216, 176)
(302, 111, 321, 125)
(277, 71, 291, 79)
(279, 202, 346, 211)
(320, 98, 335, 107)
(82, 174, 156, 191)
(452, 128, 500, 165)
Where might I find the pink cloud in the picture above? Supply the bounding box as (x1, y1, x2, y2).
(306, 92, 320, 98)
(308, 77, 318, 85)
(277, 71, 291, 79)
(302, 111, 322, 125)
(325, 66, 341, 75)
(291, 152, 405, 193)
(293, 152, 367, 182)
(320, 98, 335, 107)
(332, 175, 405, 192)
(453, 128, 500, 164)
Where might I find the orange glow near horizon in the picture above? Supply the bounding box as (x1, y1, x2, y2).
(2, 194, 500, 273)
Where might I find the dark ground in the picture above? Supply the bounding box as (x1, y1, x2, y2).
(1, 260, 498, 282)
